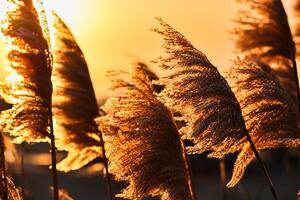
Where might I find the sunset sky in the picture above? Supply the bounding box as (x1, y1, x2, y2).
(0, 0, 296, 97)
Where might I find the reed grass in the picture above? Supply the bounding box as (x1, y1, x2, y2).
(97, 63, 196, 199)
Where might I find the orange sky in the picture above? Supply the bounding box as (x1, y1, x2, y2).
(0, 0, 296, 98)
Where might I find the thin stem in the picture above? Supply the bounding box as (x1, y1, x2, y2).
(244, 129, 279, 200)
(81, 45, 113, 199)
(98, 131, 113, 200)
(0, 140, 8, 200)
(219, 158, 226, 200)
(21, 143, 25, 199)
(49, 111, 59, 200)
(180, 140, 197, 200)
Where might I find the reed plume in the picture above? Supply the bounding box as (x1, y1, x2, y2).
(226, 59, 300, 187)
(153, 18, 246, 158)
(50, 13, 102, 172)
(0, 0, 52, 143)
(153, 19, 280, 199)
(0, 1, 59, 199)
(233, 0, 300, 114)
(97, 64, 196, 199)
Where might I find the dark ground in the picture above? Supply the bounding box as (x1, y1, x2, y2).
(8, 143, 300, 200)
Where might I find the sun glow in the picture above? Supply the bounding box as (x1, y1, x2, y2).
(6, 71, 23, 83)
(43, 0, 83, 27)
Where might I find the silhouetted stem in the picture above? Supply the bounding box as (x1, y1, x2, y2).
(291, 55, 300, 116)
(84, 60, 113, 199)
(244, 129, 279, 200)
(21, 143, 25, 199)
(98, 131, 113, 200)
(219, 158, 226, 200)
(180, 140, 197, 200)
(49, 111, 59, 200)
(1, 140, 8, 200)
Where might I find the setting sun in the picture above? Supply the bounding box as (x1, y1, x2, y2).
(0, 0, 297, 98)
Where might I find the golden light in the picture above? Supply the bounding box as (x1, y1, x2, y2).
(44, 0, 86, 27)
(6, 71, 23, 83)
(0, 0, 295, 99)
(0, 1, 13, 21)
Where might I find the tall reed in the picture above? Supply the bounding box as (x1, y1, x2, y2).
(97, 63, 196, 199)
(233, 0, 300, 117)
(153, 18, 246, 158)
(226, 59, 300, 187)
(0, 0, 58, 199)
(49, 13, 112, 199)
(50, 12, 103, 173)
(153, 18, 281, 199)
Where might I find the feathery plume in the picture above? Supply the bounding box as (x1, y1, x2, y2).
(233, 0, 300, 113)
(0, 0, 52, 143)
(153, 18, 247, 158)
(0, 1, 60, 199)
(97, 65, 196, 199)
(226, 59, 300, 187)
(153, 19, 280, 198)
(50, 13, 102, 172)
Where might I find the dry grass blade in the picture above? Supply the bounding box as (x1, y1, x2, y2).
(50, 13, 102, 172)
(226, 59, 300, 187)
(0, 0, 52, 143)
(0, 134, 7, 200)
(97, 65, 196, 199)
(6, 177, 22, 200)
(234, 0, 299, 112)
(135, 62, 159, 81)
(58, 189, 74, 200)
(0, 99, 15, 200)
(1, 135, 21, 200)
(132, 62, 164, 93)
(153, 18, 247, 158)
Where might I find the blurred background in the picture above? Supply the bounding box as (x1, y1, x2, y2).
(0, 0, 294, 97)
(1, 0, 300, 199)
